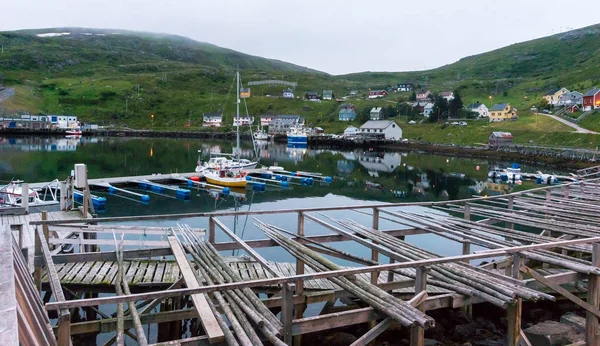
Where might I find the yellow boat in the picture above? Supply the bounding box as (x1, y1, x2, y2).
(204, 170, 247, 188)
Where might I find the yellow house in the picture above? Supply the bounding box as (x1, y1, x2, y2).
(543, 87, 569, 105)
(240, 88, 251, 98)
(489, 103, 517, 122)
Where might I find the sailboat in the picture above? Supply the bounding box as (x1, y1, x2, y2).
(194, 69, 259, 174)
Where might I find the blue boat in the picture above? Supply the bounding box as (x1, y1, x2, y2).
(287, 124, 309, 146)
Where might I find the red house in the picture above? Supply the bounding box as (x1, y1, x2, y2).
(368, 90, 388, 99)
(583, 87, 600, 111)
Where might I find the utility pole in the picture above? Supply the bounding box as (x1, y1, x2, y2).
(236, 69, 240, 153)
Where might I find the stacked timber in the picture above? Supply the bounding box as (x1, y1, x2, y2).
(174, 224, 286, 346)
(255, 220, 436, 329)
(317, 215, 556, 309)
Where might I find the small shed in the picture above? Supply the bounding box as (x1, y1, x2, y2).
(489, 132, 513, 147)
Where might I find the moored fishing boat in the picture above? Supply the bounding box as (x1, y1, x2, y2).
(287, 123, 309, 146)
(204, 169, 248, 188)
(0, 181, 59, 208)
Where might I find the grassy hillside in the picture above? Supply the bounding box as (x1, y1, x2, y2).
(1, 25, 600, 147)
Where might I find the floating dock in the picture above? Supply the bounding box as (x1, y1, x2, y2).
(6, 166, 600, 345)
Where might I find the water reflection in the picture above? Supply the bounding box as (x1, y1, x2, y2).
(0, 136, 565, 207)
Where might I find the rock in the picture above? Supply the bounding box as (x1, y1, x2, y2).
(454, 322, 479, 339)
(322, 332, 357, 346)
(560, 312, 586, 333)
(524, 321, 577, 346)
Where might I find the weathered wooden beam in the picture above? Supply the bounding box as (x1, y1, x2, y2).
(46, 235, 600, 311)
(410, 267, 428, 346)
(36, 227, 71, 346)
(167, 236, 224, 344)
(586, 243, 600, 345)
(507, 255, 522, 346)
(281, 283, 294, 345)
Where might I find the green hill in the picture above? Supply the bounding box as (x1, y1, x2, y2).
(1, 25, 600, 145)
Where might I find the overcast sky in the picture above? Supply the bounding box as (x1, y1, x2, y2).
(2, 0, 599, 75)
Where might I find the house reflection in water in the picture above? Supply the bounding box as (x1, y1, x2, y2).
(356, 151, 402, 177)
(0, 136, 101, 152)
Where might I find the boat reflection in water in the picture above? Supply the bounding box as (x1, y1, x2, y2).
(0, 136, 102, 152)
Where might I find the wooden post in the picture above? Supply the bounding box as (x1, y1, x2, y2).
(586, 243, 600, 345)
(281, 283, 294, 346)
(462, 240, 471, 263)
(60, 181, 67, 210)
(387, 258, 395, 284)
(545, 189, 551, 202)
(410, 267, 428, 346)
(464, 204, 471, 221)
(371, 208, 380, 285)
(21, 182, 29, 213)
(208, 217, 215, 244)
(33, 225, 42, 291)
(294, 212, 305, 346)
(563, 185, 570, 199)
(83, 188, 88, 219)
(507, 254, 522, 346)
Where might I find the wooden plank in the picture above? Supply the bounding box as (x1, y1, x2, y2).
(153, 262, 167, 283)
(63, 261, 86, 283)
(143, 262, 157, 283)
(167, 236, 224, 343)
(0, 226, 18, 346)
(74, 261, 96, 283)
(90, 261, 114, 285)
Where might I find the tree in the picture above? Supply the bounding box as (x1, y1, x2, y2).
(409, 91, 417, 101)
(539, 98, 550, 110)
(429, 97, 449, 123)
(448, 90, 464, 118)
(360, 106, 372, 122)
(383, 105, 396, 118)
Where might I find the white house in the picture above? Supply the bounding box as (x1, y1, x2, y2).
(359, 120, 402, 140)
(233, 116, 254, 126)
(465, 103, 490, 118)
(423, 103, 434, 117)
(343, 126, 359, 137)
(283, 89, 294, 98)
(441, 91, 454, 102)
(370, 107, 383, 120)
(202, 114, 223, 127)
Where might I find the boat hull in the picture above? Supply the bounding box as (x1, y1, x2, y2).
(205, 176, 247, 188)
(287, 135, 307, 145)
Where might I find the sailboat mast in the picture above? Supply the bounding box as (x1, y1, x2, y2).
(236, 69, 240, 154)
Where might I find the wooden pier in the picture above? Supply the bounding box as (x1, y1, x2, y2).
(6, 167, 600, 345)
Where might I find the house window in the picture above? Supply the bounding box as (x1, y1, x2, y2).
(392, 124, 395, 128)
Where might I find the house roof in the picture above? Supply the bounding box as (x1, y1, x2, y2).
(397, 82, 413, 86)
(339, 108, 356, 114)
(306, 91, 318, 96)
(424, 103, 434, 110)
(441, 91, 453, 97)
(417, 90, 430, 95)
(203, 113, 222, 118)
(240, 88, 250, 92)
(371, 107, 382, 112)
(490, 132, 513, 138)
(370, 89, 387, 93)
(283, 89, 293, 93)
(544, 88, 562, 96)
(360, 120, 397, 129)
(323, 90, 333, 95)
(584, 87, 600, 97)
(466, 103, 486, 109)
(490, 103, 509, 111)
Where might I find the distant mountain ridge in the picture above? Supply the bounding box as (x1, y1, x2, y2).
(0, 27, 322, 74)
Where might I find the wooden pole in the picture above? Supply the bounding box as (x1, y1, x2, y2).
(506, 196, 514, 230)
(586, 243, 600, 345)
(294, 212, 305, 346)
(208, 217, 215, 244)
(281, 283, 295, 346)
(410, 267, 428, 346)
(21, 182, 29, 213)
(507, 254, 522, 346)
(464, 204, 471, 220)
(371, 208, 380, 285)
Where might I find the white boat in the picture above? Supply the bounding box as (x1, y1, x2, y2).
(536, 171, 556, 184)
(0, 182, 59, 208)
(502, 164, 522, 181)
(195, 154, 258, 173)
(253, 129, 269, 141)
(488, 167, 505, 179)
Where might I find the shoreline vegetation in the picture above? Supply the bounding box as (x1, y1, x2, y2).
(1, 128, 595, 170)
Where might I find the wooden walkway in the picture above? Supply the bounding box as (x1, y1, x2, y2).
(1, 210, 89, 271)
(43, 258, 451, 294)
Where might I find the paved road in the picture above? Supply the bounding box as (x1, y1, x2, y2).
(537, 112, 598, 134)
